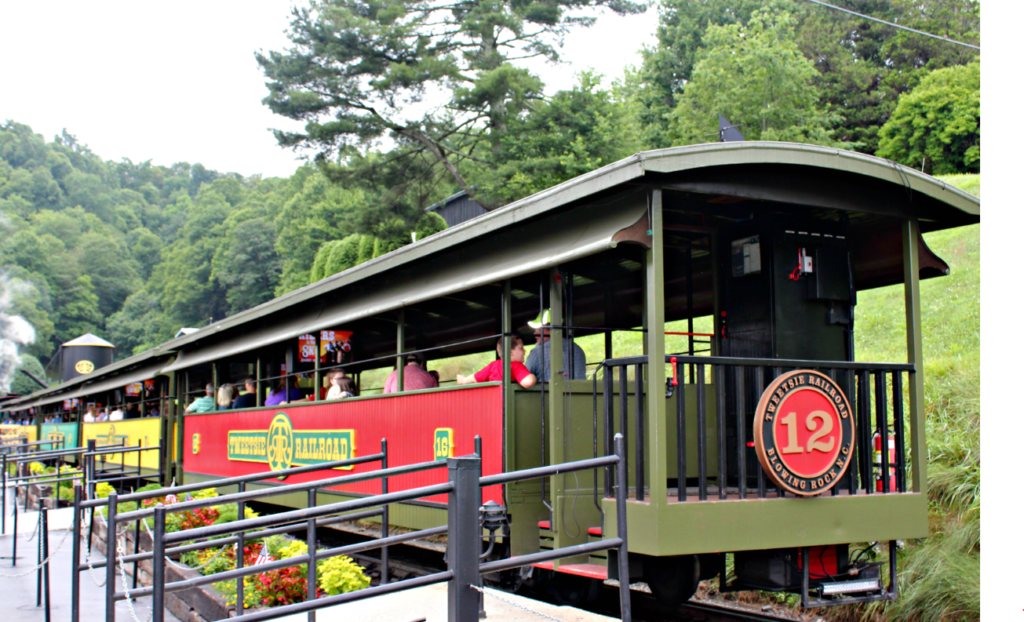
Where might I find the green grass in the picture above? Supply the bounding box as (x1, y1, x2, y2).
(832, 173, 980, 622)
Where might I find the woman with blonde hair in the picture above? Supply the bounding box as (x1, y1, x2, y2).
(217, 383, 236, 410)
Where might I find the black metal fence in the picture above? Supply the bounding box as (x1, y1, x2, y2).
(72, 443, 389, 622)
(599, 354, 915, 503)
(83, 434, 632, 622)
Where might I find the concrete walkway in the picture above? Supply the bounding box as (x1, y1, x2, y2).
(273, 582, 617, 622)
(2, 487, 614, 622)
(0, 487, 180, 622)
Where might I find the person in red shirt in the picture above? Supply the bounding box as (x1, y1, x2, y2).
(457, 336, 537, 388)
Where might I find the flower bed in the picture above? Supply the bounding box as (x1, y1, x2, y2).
(92, 483, 371, 616)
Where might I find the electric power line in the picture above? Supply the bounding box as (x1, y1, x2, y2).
(802, 0, 981, 51)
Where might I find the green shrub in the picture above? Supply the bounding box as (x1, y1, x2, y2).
(317, 555, 370, 595)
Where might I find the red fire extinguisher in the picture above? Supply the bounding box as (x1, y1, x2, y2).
(872, 431, 897, 492)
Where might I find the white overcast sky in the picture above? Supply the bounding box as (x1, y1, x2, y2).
(0, 1, 659, 179)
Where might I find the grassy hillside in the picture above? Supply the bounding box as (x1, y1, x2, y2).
(842, 175, 980, 622)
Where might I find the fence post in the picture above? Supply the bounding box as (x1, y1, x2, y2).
(37, 505, 43, 606)
(380, 438, 389, 585)
(2, 452, 6, 535)
(614, 433, 632, 622)
(105, 493, 118, 622)
(87, 440, 97, 500)
(307, 488, 317, 622)
(447, 454, 481, 622)
(42, 504, 51, 622)
(71, 484, 82, 622)
(236, 482, 246, 616)
(11, 478, 18, 566)
(153, 506, 166, 622)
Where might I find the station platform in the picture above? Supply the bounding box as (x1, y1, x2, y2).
(2, 488, 613, 622)
(0, 490, 180, 622)
(275, 582, 617, 622)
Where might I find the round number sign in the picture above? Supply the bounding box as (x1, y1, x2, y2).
(753, 370, 855, 496)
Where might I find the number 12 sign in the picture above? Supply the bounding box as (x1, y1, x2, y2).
(753, 370, 855, 496)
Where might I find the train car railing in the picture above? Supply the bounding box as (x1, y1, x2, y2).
(71, 441, 391, 622)
(2, 441, 131, 535)
(598, 354, 915, 504)
(90, 434, 630, 622)
(84, 438, 159, 492)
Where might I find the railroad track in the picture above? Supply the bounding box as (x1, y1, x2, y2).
(210, 501, 804, 622)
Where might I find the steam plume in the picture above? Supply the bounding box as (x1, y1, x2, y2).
(0, 275, 36, 395)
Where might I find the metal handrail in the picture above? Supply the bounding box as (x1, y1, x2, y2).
(131, 435, 631, 622)
(599, 354, 912, 504)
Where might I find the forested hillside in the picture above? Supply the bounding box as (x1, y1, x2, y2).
(0, 0, 979, 379)
(0, 123, 448, 371)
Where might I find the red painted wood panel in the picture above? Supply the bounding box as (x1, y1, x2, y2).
(184, 385, 503, 504)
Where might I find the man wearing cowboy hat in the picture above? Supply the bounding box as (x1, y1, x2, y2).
(525, 309, 587, 381)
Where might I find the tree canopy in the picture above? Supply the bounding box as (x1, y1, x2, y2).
(257, 0, 645, 206)
(876, 62, 980, 175)
(0, 0, 981, 373)
(668, 9, 841, 147)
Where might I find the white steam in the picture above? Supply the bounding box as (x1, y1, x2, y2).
(0, 275, 36, 395)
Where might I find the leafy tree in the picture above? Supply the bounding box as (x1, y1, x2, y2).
(876, 62, 979, 175)
(669, 9, 842, 146)
(274, 172, 364, 294)
(325, 234, 363, 274)
(310, 240, 340, 283)
(51, 274, 102, 342)
(152, 189, 233, 326)
(126, 227, 164, 280)
(479, 71, 643, 203)
(106, 291, 175, 356)
(631, 0, 765, 148)
(414, 212, 447, 241)
(74, 231, 143, 317)
(796, 0, 979, 153)
(257, 0, 645, 206)
(356, 234, 376, 264)
(211, 218, 282, 314)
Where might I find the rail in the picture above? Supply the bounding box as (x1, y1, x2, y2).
(598, 354, 914, 504)
(84, 435, 632, 622)
(71, 441, 390, 622)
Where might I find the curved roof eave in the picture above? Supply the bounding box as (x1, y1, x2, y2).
(5, 346, 171, 410)
(160, 142, 980, 353)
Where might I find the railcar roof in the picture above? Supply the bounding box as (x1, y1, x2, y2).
(166, 142, 978, 352)
(5, 142, 979, 410)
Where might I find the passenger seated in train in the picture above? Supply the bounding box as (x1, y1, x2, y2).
(266, 376, 303, 406)
(525, 309, 587, 381)
(457, 335, 537, 388)
(109, 406, 124, 421)
(327, 371, 358, 399)
(217, 383, 236, 410)
(383, 352, 438, 393)
(83, 405, 97, 422)
(186, 384, 217, 413)
(231, 377, 258, 409)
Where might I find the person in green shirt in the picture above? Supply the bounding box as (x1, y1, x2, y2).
(186, 384, 216, 413)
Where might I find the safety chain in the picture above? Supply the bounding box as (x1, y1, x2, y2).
(469, 584, 567, 622)
(0, 527, 73, 578)
(83, 543, 107, 587)
(116, 534, 154, 622)
(81, 509, 107, 587)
